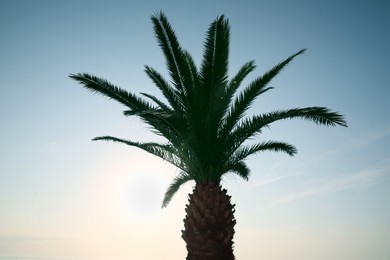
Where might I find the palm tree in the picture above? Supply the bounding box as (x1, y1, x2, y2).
(70, 12, 347, 260)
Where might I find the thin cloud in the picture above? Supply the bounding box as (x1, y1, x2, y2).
(351, 126, 390, 147)
(250, 126, 390, 189)
(273, 158, 390, 205)
(249, 172, 301, 187)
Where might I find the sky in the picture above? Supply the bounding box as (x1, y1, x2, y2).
(0, 0, 389, 259)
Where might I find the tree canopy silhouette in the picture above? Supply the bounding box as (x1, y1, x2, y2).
(70, 11, 347, 260)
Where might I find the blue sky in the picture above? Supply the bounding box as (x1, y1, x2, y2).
(1, 1, 389, 259)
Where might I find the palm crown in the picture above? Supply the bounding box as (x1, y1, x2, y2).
(70, 12, 347, 208)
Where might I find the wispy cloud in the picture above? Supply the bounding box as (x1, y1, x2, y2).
(350, 126, 390, 147)
(249, 172, 301, 187)
(249, 126, 390, 190)
(273, 158, 390, 205)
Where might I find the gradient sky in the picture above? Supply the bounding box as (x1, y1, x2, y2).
(1, 1, 389, 259)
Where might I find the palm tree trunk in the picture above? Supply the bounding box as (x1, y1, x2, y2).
(182, 181, 236, 260)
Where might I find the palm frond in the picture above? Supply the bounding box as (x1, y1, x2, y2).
(123, 108, 172, 119)
(227, 60, 256, 97)
(198, 15, 230, 125)
(181, 49, 200, 123)
(122, 107, 182, 144)
(252, 107, 348, 129)
(227, 107, 347, 156)
(162, 172, 193, 208)
(231, 141, 297, 161)
(151, 12, 197, 102)
(222, 49, 306, 139)
(181, 49, 199, 100)
(140, 92, 172, 112)
(220, 141, 296, 181)
(187, 15, 231, 159)
(200, 15, 230, 90)
(222, 161, 250, 181)
(117, 99, 188, 150)
(69, 73, 151, 110)
(92, 136, 186, 171)
(144, 65, 185, 114)
(214, 61, 257, 136)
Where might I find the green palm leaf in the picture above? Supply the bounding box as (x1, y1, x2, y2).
(232, 141, 297, 161)
(221, 49, 306, 140)
(198, 15, 230, 130)
(69, 73, 151, 110)
(144, 65, 184, 114)
(227, 107, 347, 157)
(93, 136, 187, 171)
(151, 12, 197, 103)
(162, 172, 193, 208)
(222, 161, 250, 181)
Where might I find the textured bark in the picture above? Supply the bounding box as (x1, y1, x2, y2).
(182, 182, 236, 260)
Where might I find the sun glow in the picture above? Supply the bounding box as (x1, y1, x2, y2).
(85, 153, 175, 221)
